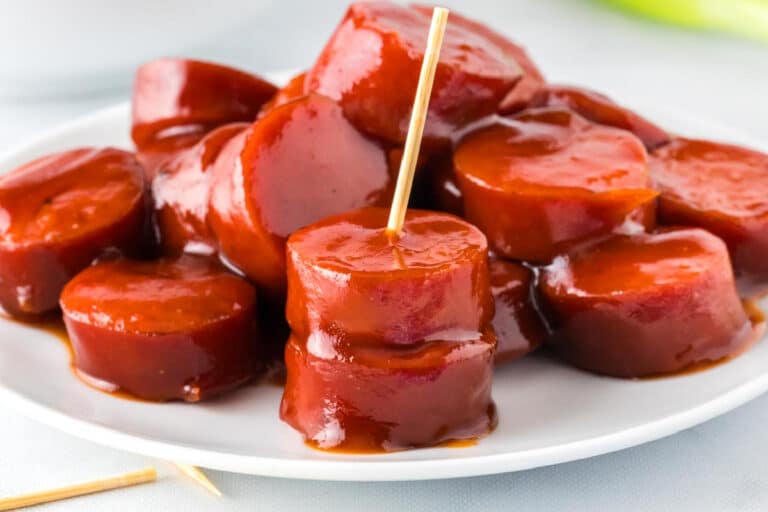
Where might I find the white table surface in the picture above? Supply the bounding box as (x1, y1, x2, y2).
(1, 1, 767, 510)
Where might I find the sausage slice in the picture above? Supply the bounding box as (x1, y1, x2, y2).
(208, 95, 392, 297)
(454, 108, 656, 262)
(131, 58, 277, 149)
(524, 85, 670, 150)
(540, 228, 752, 377)
(306, 2, 522, 144)
(0, 148, 149, 317)
(651, 137, 768, 297)
(286, 207, 493, 345)
(281, 331, 496, 452)
(60, 256, 260, 401)
(153, 123, 249, 256)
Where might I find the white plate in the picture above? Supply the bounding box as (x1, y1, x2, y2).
(0, 99, 766, 482)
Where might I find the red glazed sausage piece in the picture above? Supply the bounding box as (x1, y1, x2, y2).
(153, 123, 249, 256)
(454, 108, 656, 262)
(286, 207, 493, 345)
(306, 2, 522, 144)
(414, 5, 545, 116)
(281, 331, 496, 452)
(0, 148, 149, 317)
(532, 85, 670, 150)
(60, 256, 260, 402)
(540, 228, 752, 378)
(208, 95, 392, 297)
(131, 58, 277, 149)
(650, 137, 768, 297)
(489, 260, 545, 364)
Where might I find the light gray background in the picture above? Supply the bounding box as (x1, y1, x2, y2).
(1, 0, 767, 510)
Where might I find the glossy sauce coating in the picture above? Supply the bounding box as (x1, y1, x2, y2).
(306, 2, 522, 144)
(131, 58, 276, 148)
(507, 85, 670, 150)
(489, 260, 545, 364)
(286, 207, 493, 345)
(418, 6, 544, 116)
(455, 108, 656, 262)
(60, 256, 261, 401)
(281, 330, 496, 452)
(136, 131, 205, 182)
(153, 123, 249, 256)
(0, 148, 149, 317)
(651, 137, 768, 297)
(208, 94, 392, 297)
(540, 228, 752, 377)
(425, 151, 464, 216)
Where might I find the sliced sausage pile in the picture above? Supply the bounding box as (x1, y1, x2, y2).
(0, 0, 766, 451)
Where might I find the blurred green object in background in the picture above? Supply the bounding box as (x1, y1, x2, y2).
(600, 0, 768, 42)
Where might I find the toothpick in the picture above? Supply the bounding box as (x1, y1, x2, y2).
(0, 467, 156, 511)
(173, 463, 222, 497)
(386, 6, 450, 234)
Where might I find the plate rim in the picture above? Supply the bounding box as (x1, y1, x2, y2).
(0, 98, 766, 481)
(3, 367, 768, 481)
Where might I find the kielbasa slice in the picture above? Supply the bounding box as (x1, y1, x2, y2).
(60, 256, 260, 402)
(489, 259, 545, 364)
(0, 148, 149, 317)
(281, 330, 496, 452)
(131, 58, 277, 149)
(514, 85, 670, 150)
(306, 2, 522, 144)
(414, 5, 545, 116)
(153, 123, 249, 256)
(650, 137, 768, 297)
(540, 228, 752, 378)
(208, 94, 392, 297)
(286, 207, 493, 345)
(454, 108, 657, 262)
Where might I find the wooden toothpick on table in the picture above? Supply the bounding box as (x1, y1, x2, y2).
(0, 467, 157, 511)
(173, 462, 222, 497)
(386, 6, 450, 234)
